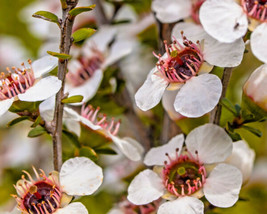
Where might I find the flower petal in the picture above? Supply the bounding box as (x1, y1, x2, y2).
(0, 98, 14, 117)
(110, 135, 144, 161)
(144, 134, 184, 166)
(174, 74, 222, 118)
(66, 69, 103, 105)
(39, 96, 55, 121)
(65, 120, 81, 137)
(199, 0, 248, 43)
(152, 0, 191, 23)
(225, 140, 255, 183)
(55, 202, 88, 214)
(107, 208, 123, 214)
(60, 157, 103, 196)
(135, 68, 168, 111)
(158, 197, 204, 214)
(32, 55, 58, 78)
(251, 23, 267, 63)
(127, 169, 164, 205)
(18, 76, 61, 102)
(204, 163, 242, 208)
(186, 124, 233, 164)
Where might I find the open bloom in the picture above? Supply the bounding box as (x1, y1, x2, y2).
(12, 157, 103, 214)
(66, 26, 133, 105)
(0, 55, 61, 117)
(200, 0, 267, 63)
(127, 124, 243, 214)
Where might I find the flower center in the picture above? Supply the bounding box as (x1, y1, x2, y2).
(163, 149, 206, 196)
(191, 0, 206, 24)
(0, 60, 35, 101)
(121, 199, 160, 214)
(67, 48, 104, 86)
(242, 0, 267, 22)
(154, 34, 204, 83)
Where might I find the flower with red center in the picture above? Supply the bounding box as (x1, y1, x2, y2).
(200, 0, 267, 63)
(12, 157, 103, 214)
(127, 124, 243, 214)
(0, 56, 61, 117)
(65, 26, 133, 105)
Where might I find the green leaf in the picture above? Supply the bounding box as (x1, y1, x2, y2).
(32, 11, 59, 26)
(242, 125, 262, 137)
(60, 0, 67, 9)
(9, 101, 41, 113)
(220, 98, 238, 116)
(227, 130, 242, 141)
(47, 51, 71, 60)
(69, 5, 96, 16)
(28, 126, 46, 138)
(7, 116, 30, 127)
(94, 146, 117, 155)
(234, 104, 241, 116)
(72, 28, 96, 43)
(62, 95, 83, 104)
(79, 146, 98, 161)
(31, 116, 42, 128)
(63, 130, 81, 148)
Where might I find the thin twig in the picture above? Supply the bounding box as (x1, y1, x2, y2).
(210, 67, 233, 125)
(52, 0, 79, 171)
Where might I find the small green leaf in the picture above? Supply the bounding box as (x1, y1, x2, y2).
(9, 101, 41, 113)
(47, 51, 71, 60)
(234, 104, 241, 116)
(62, 95, 83, 104)
(69, 5, 96, 16)
(94, 147, 117, 155)
(32, 11, 59, 25)
(79, 146, 98, 161)
(72, 28, 96, 43)
(31, 116, 42, 128)
(28, 126, 46, 138)
(227, 130, 242, 141)
(7, 116, 30, 127)
(171, 50, 178, 58)
(242, 125, 262, 137)
(220, 98, 238, 116)
(63, 130, 81, 148)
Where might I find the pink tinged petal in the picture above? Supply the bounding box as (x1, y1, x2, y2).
(225, 140, 255, 183)
(251, 23, 267, 63)
(127, 169, 165, 205)
(158, 197, 204, 214)
(152, 0, 191, 23)
(186, 124, 233, 164)
(103, 40, 133, 68)
(18, 76, 62, 102)
(55, 202, 88, 214)
(203, 35, 245, 67)
(174, 74, 222, 118)
(199, 0, 248, 43)
(144, 134, 184, 166)
(67, 69, 103, 106)
(204, 163, 242, 208)
(0, 98, 14, 117)
(60, 157, 103, 196)
(110, 135, 144, 161)
(135, 69, 168, 111)
(32, 55, 58, 78)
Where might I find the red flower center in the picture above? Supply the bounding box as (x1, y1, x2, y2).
(242, 0, 267, 22)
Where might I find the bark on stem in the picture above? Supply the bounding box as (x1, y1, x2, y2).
(52, 0, 78, 171)
(210, 67, 233, 125)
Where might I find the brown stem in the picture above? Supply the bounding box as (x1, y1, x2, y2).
(52, 0, 78, 171)
(210, 67, 233, 125)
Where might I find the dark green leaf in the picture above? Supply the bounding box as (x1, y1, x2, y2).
(69, 5, 96, 16)
(63, 130, 81, 148)
(28, 126, 46, 138)
(220, 98, 238, 116)
(31, 116, 42, 128)
(94, 147, 117, 155)
(62, 95, 83, 104)
(242, 125, 262, 137)
(7, 116, 30, 127)
(32, 11, 59, 26)
(47, 51, 71, 60)
(227, 131, 242, 141)
(9, 101, 41, 113)
(234, 104, 241, 116)
(79, 146, 98, 161)
(72, 28, 96, 43)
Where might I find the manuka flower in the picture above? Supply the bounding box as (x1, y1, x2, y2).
(200, 0, 267, 63)
(12, 157, 103, 214)
(0, 56, 61, 117)
(66, 26, 133, 105)
(135, 30, 244, 118)
(127, 124, 243, 214)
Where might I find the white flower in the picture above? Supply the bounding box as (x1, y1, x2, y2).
(0, 55, 61, 117)
(12, 157, 103, 214)
(199, 0, 267, 63)
(127, 124, 243, 214)
(65, 26, 133, 105)
(135, 25, 245, 117)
